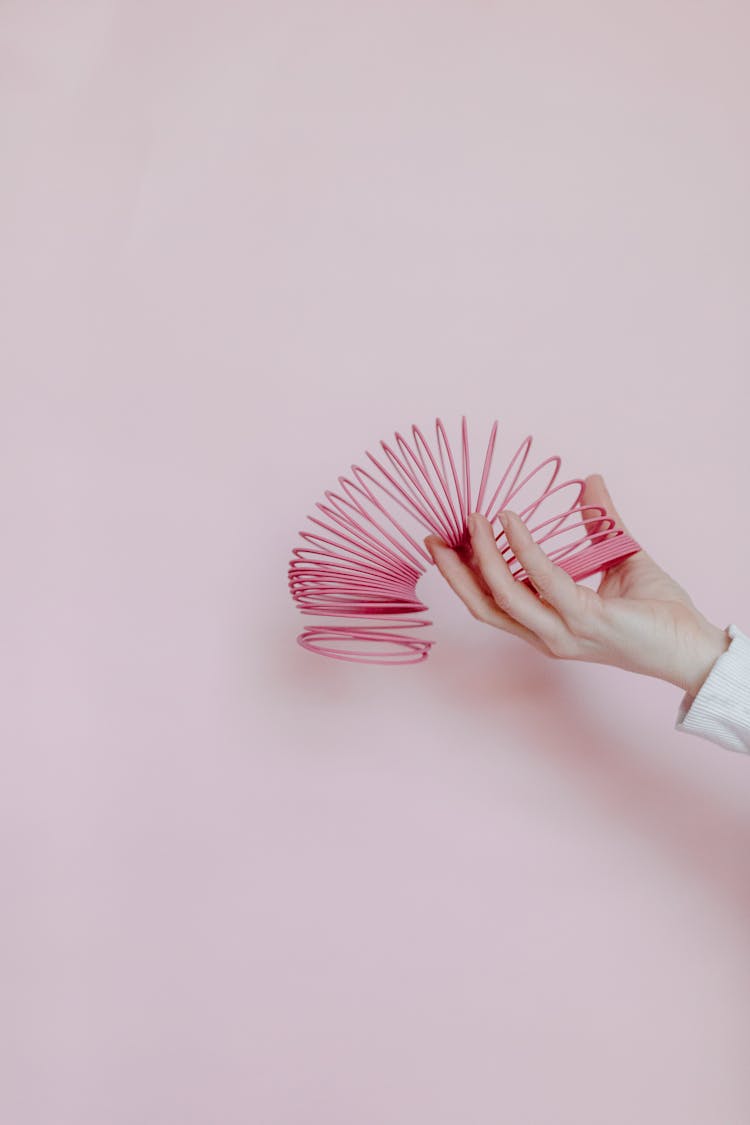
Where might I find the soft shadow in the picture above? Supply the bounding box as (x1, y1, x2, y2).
(257, 609, 750, 925)
(429, 632, 750, 926)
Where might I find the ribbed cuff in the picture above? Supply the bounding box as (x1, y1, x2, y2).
(674, 623, 750, 755)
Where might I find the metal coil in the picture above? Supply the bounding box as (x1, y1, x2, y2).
(288, 417, 641, 664)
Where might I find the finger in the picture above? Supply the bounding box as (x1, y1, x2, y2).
(580, 473, 631, 539)
(491, 510, 596, 638)
(466, 512, 571, 649)
(457, 542, 496, 599)
(424, 535, 550, 652)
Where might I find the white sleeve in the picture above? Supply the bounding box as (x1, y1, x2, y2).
(674, 623, 750, 754)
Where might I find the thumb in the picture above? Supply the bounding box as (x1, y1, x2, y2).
(580, 473, 632, 539)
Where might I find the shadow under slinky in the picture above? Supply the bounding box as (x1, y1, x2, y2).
(427, 630, 750, 930)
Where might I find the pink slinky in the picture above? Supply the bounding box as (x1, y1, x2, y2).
(288, 416, 641, 664)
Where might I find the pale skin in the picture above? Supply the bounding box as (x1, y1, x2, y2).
(424, 473, 730, 699)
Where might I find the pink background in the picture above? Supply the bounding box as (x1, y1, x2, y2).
(3, 2, 750, 1122)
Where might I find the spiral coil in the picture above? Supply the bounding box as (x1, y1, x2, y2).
(288, 417, 641, 664)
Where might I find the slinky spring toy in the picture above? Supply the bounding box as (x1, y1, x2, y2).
(288, 417, 641, 665)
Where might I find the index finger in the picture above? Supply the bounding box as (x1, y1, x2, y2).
(424, 535, 551, 651)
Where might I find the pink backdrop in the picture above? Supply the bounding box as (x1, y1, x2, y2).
(3, 2, 750, 1122)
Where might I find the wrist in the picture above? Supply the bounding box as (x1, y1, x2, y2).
(683, 623, 730, 698)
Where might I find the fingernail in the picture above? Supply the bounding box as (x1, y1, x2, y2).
(467, 513, 478, 535)
(498, 510, 512, 528)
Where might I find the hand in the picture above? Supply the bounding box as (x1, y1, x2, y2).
(424, 473, 729, 697)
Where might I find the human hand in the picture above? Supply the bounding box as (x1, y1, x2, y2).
(424, 473, 729, 697)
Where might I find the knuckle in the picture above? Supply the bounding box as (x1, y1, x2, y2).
(564, 612, 592, 640)
(563, 588, 603, 639)
(546, 631, 577, 659)
(490, 586, 512, 613)
(534, 577, 557, 604)
(530, 564, 564, 604)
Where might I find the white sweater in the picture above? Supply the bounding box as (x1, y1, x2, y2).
(674, 623, 750, 754)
